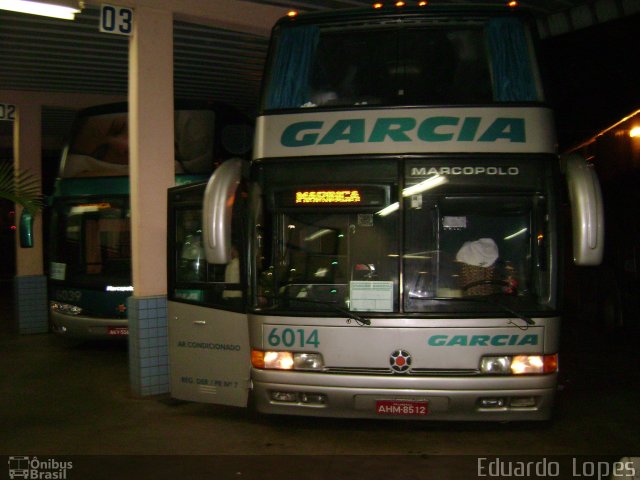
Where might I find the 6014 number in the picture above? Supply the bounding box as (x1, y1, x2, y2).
(267, 328, 319, 348)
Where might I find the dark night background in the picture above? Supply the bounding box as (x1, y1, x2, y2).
(541, 13, 640, 151)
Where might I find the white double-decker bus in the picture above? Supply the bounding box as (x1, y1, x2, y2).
(167, 3, 603, 421)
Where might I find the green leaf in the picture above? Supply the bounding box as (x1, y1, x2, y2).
(0, 162, 43, 215)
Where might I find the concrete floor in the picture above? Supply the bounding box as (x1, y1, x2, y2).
(1, 277, 639, 479)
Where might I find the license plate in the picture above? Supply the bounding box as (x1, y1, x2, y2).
(375, 400, 428, 416)
(107, 327, 129, 336)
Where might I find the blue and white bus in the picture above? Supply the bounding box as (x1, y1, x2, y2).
(49, 101, 252, 339)
(167, 4, 603, 421)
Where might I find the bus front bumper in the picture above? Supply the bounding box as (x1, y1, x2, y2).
(50, 310, 129, 339)
(251, 369, 557, 421)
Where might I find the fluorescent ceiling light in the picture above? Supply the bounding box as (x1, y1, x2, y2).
(504, 228, 528, 240)
(376, 202, 399, 217)
(0, 0, 82, 20)
(377, 174, 449, 217)
(402, 174, 448, 197)
(304, 228, 334, 242)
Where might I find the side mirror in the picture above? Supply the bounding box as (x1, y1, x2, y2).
(202, 158, 244, 264)
(561, 153, 604, 266)
(19, 210, 34, 248)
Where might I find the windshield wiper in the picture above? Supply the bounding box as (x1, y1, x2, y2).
(414, 295, 535, 328)
(275, 295, 371, 326)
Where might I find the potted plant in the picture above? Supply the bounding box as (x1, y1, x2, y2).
(0, 161, 43, 247)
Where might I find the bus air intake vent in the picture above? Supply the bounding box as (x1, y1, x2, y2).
(324, 367, 479, 376)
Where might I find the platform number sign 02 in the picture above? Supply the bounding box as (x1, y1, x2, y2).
(0, 104, 16, 121)
(100, 4, 133, 36)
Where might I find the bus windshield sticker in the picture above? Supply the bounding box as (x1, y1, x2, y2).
(50, 262, 67, 281)
(350, 281, 393, 312)
(443, 216, 467, 230)
(357, 214, 373, 227)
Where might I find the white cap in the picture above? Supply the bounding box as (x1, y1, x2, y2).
(456, 238, 499, 267)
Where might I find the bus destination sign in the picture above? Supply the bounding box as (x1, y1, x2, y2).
(275, 185, 389, 208)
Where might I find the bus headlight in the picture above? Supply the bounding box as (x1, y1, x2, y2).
(252, 350, 324, 371)
(511, 354, 558, 374)
(293, 353, 324, 370)
(480, 356, 511, 374)
(480, 354, 558, 375)
(50, 301, 83, 316)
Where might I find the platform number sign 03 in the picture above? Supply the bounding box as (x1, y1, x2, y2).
(100, 4, 133, 36)
(0, 104, 16, 121)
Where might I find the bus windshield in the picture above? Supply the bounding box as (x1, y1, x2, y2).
(49, 198, 131, 287)
(263, 208, 400, 313)
(255, 159, 555, 316)
(264, 14, 542, 110)
(403, 193, 549, 313)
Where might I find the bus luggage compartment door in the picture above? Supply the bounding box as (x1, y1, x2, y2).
(168, 300, 250, 406)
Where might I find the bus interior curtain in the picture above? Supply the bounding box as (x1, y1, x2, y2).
(486, 17, 537, 102)
(266, 25, 320, 109)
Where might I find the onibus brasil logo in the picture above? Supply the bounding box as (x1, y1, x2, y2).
(8, 456, 73, 479)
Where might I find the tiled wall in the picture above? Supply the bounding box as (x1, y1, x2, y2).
(128, 295, 169, 396)
(15, 275, 48, 334)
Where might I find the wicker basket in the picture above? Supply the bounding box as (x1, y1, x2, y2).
(459, 263, 497, 296)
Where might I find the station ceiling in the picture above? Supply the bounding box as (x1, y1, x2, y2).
(1, 0, 638, 142)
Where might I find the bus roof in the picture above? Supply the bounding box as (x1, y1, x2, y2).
(273, 4, 533, 31)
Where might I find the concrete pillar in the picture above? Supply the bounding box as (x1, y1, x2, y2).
(13, 102, 48, 334)
(127, 6, 174, 396)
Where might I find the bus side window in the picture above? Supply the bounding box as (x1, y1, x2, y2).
(84, 218, 102, 274)
(171, 161, 248, 311)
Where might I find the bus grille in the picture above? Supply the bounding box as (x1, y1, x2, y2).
(324, 367, 479, 376)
